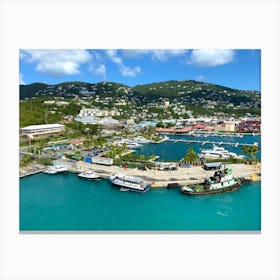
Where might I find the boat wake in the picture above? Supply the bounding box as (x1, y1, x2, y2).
(216, 211, 229, 217)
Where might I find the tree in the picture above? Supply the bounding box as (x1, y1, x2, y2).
(156, 121, 164, 128)
(241, 145, 259, 162)
(183, 147, 199, 164)
(19, 154, 33, 167)
(83, 138, 93, 148)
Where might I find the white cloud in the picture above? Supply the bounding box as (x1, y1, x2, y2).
(20, 49, 92, 77)
(119, 65, 141, 77)
(122, 49, 188, 62)
(19, 73, 25, 84)
(151, 49, 187, 62)
(93, 64, 106, 80)
(106, 49, 141, 77)
(195, 75, 207, 82)
(187, 49, 235, 67)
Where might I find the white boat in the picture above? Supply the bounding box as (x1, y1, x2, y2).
(78, 171, 101, 180)
(44, 165, 68, 174)
(199, 145, 245, 160)
(126, 142, 142, 149)
(110, 174, 151, 193)
(114, 139, 142, 149)
(133, 136, 151, 144)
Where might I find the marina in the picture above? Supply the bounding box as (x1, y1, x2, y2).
(135, 134, 261, 161)
(19, 125, 261, 230)
(166, 138, 258, 147)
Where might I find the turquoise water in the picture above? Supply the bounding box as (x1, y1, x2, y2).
(20, 173, 261, 231)
(135, 134, 261, 161)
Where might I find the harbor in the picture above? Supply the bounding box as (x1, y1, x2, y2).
(19, 128, 262, 231)
(19, 132, 261, 186)
(20, 171, 261, 231)
(166, 138, 258, 147)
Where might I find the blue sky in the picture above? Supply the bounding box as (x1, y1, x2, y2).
(19, 49, 261, 91)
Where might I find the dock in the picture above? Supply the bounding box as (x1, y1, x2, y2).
(74, 161, 260, 187)
(166, 138, 258, 147)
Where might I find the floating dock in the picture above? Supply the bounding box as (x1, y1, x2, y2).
(166, 139, 258, 147)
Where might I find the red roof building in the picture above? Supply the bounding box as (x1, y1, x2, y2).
(193, 124, 206, 129)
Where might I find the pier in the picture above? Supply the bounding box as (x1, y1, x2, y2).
(19, 167, 48, 178)
(166, 138, 258, 147)
(73, 161, 260, 187)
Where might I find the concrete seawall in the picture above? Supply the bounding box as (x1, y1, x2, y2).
(65, 160, 261, 187)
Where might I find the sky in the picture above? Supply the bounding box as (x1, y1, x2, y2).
(19, 49, 261, 91)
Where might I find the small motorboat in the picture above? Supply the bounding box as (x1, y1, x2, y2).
(77, 171, 101, 180)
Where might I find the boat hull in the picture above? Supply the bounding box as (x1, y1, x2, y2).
(44, 170, 68, 174)
(111, 180, 151, 193)
(78, 175, 101, 180)
(181, 183, 241, 196)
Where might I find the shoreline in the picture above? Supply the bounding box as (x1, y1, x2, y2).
(20, 160, 261, 187)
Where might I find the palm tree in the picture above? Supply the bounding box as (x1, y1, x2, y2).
(241, 145, 259, 163)
(183, 147, 199, 164)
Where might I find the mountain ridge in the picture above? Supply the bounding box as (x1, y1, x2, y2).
(20, 80, 261, 108)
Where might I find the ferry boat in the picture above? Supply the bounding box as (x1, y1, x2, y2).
(181, 168, 241, 196)
(77, 171, 101, 180)
(44, 165, 68, 174)
(199, 145, 245, 160)
(110, 174, 151, 193)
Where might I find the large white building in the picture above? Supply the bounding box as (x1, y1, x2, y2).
(77, 107, 120, 118)
(21, 124, 65, 138)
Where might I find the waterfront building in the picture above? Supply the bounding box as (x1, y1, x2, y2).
(20, 124, 65, 138)
(214, 122, 236, 132)
(235, 120, 261, 132)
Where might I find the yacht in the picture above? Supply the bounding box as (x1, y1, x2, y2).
(78, 171, 101, 180)
(114, 139, 142, 149)
(126, 142, 143, 149)
(199, 145, 245, 160)
(110, 174, 151, 193)
(133, 136, 151, 144)
(44, 165, 68, 174)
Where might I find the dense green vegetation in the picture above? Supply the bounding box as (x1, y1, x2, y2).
(183, 147, 199, 164)
(20, 99, 60, 127)
(19, 97, 82, 127)
(19, 154, 34, 167)
(113, 153, 156, 168)
(241, 145, 259, 162)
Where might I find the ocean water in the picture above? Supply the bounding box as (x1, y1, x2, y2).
(20, 173, 261, 231)
(135, 134, 261, 161)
